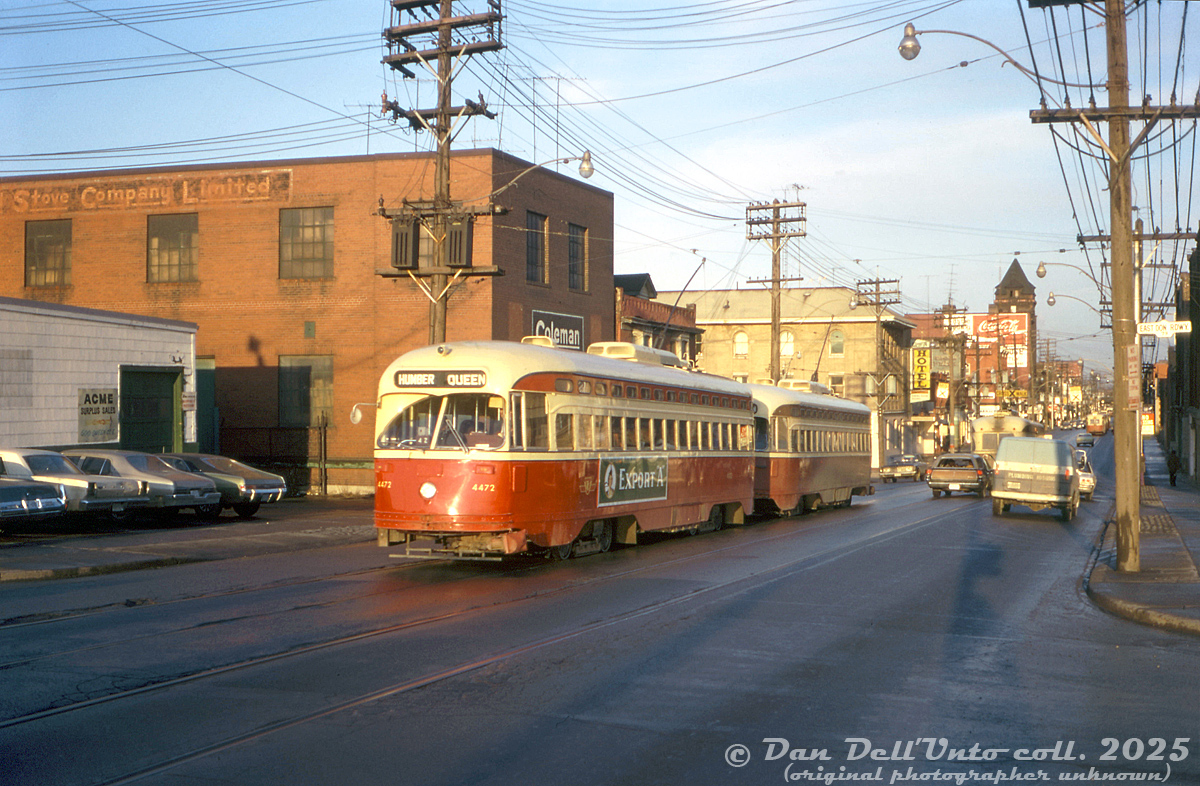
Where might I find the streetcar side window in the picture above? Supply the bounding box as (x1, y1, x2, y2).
(511, 392, 548, 451)
(624, 416, 637, 451)
(594, 414, 610, 449)
(639, 418, 652, 450)
(555, 412, 574, 451)
(610, 415, 623, 450)
(577, 414, 593, 449)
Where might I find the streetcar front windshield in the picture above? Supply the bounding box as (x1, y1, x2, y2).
(377, 393, 505, 451)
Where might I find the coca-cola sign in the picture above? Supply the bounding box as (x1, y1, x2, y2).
(971, 313, 1027, 344)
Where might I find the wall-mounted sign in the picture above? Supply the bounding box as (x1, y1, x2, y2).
(912, 348, 931, 390)
(78, 388, 118, 443)
(531, 309, 584, 351)
(598, 455, 668, 506)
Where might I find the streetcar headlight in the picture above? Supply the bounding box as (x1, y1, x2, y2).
(419, 482, 437, 500)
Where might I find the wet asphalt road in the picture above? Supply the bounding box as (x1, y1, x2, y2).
(2, 451, 1198, 786)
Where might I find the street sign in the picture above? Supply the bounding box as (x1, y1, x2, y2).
(1136, 320, 1192, 337)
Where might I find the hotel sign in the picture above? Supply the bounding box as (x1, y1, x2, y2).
(0, 170, 293, 214)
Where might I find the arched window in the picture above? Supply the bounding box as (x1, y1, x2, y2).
(734, 331, 749, 357)
(780, 330, 794, 357)
(830, 330, 845, 357)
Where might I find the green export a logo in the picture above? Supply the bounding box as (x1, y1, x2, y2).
(598, 456, 669, 507)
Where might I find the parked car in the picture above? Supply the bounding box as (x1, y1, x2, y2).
(879, 454, 928, 482)
(991, 437, 1080, 521)
(0, 448, 148, 519)
(62, 449, 221, 518)
(0, 475, 67, 525)
(1075, 432, 1095, 448)
(160, 454, 287, 518)
(926, 453, 993, 497)
(1076, 451, 1097, 501)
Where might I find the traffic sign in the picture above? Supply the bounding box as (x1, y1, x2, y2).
(1136, 320, 1192, 337)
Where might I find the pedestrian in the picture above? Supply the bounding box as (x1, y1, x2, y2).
(1168, 450, 1181, 487)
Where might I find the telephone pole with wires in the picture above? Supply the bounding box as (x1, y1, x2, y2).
(746, 199, 807, 383)
(376, 0, 505, 345)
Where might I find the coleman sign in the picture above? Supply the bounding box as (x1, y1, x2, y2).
(598, 455, 668, 506)
(531, 310, 584, 351)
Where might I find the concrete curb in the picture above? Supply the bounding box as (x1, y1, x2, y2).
(0, 556, 208, 583)
(1085, 585, 1200, 637)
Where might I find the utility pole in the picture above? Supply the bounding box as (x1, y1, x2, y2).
(1028, 0, 1200, 571)
(377, 0, 505, 345)
(746, 200, 806, 383)
(853, 279, 902, 465)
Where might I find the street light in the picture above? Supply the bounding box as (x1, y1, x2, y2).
(898, 23, 1098, 87)
(489, 152, 595, 200)
(1046, 291, 1104, 315)
(1035, 260, 1106, 294)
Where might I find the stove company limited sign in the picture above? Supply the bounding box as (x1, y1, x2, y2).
(1, 170, 293, 214)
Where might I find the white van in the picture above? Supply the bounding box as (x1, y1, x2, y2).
(991, 437, 1080, 521)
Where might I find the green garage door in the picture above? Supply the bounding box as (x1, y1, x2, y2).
(119, 367, 182, 453)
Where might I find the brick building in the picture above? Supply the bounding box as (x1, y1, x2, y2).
(613, 273, 700, 363)
(0, 149, 614, 492)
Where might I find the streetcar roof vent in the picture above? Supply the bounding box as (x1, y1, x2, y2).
(521, 335, 557, 347)
(778, 379, 831, 395)
(586, 341, 687, 368)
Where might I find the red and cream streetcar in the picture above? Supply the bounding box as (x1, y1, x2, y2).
(749, 382, 873, 515)
(365, 338, 756, 560)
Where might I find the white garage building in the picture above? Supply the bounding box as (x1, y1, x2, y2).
(0, 297, 198, 452)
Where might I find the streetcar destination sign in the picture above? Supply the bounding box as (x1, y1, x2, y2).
(1136, 320, 1192, 337)
(393, 370, 487, 388)
(598, 455, 669, 506)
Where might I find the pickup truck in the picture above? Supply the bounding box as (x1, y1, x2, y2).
(879, 454, 927, 483)
(925, 453, 993, 498)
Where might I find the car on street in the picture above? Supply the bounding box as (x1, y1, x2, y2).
(991, 436, 1081, 521)
(160, 453, 287, 518)
(1076, 451, 1097, 501)
(1075, 432, 1095, 447)
(925, 453, 993, 497)
(879, 454, 927, 482)
(0, 448, 148, 519)
(0, 476, 67, 524)
(62, 449, 222, 518)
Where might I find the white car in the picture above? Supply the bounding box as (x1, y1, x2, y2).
(0, 448, 148, 518)
(62, 449, 221, 518)
(1076, 451, 1097, 501)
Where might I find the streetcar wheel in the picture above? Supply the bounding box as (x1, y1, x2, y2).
(594, 522, 613, 553)
(707, 504, 725, 532)
(547, 542, 574, 561)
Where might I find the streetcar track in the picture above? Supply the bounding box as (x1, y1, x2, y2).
(89, 501, 965, 786)
(2, 496, 960, 745)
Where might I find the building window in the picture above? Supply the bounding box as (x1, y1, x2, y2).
(280, 207, 334, 279)
(147, 213, 199, 283)
(780, 330, 795, 357)
(829, 375, 844, 396)
(278, 355, 333, 427)
(568, 223, 588, 291)
(830, 330, 845, 357)
(526, 211, 548, 284)
(25, 219, 71, 287)
(734, 331, 749, 357)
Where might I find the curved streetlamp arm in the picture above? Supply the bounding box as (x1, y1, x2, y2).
(899, 23, 1101, 90)
(1047, 291, 1105, 316)
(487, 152, 594, 202)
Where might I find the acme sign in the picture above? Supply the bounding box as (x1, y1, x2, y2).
(0, 170, 293, 214)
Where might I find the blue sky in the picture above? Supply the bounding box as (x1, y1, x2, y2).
(5, 0, 1198, 377)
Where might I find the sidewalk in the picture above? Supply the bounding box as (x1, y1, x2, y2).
(1085, 438, 1200, 637)
(0, 496, 375, 582)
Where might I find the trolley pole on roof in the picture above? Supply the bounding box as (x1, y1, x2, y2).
(746, 200, 806, 383)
